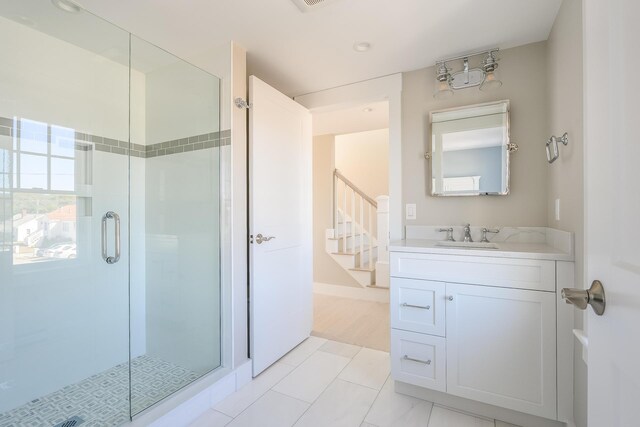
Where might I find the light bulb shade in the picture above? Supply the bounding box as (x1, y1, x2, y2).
(480, 71, 502, 91)
(434, 80, 453, 99)
(482, 51, 499, 73)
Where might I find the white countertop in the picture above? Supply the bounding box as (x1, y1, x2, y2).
(389, 239, 574, 261)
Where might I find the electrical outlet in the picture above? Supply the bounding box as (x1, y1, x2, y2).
(555, 198, 561, 221)
(406, 204, 417, 220)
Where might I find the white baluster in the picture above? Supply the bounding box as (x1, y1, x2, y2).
(369, 202, 373, 270)
(342, 180, 347, 253)
(334, 173, 338, 239)
(360, 196, 364, 269)
(351, 189, 355, 254)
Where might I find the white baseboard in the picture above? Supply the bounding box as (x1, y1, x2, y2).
(314, 281, 389, 303)
(234, 359, 253, 389)
(375, 261, 389, 288)
(395, 381, 569, 427)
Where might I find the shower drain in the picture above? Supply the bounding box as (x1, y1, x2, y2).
(53, 416, 85, 427)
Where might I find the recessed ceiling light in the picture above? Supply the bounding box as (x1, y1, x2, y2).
(51, 0, 82, 13)
(363, 107, 373, 113)
(353, 42, 371, 52)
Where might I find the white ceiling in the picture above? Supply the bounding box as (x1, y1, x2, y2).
(72, 0, 561, 96)
(313, 101, 388, 136)
(0, 1, 191, 74)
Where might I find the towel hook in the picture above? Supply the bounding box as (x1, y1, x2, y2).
(546, 132, 569, 164)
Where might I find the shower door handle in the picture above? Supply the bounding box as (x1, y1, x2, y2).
(102, 211, 121, 264)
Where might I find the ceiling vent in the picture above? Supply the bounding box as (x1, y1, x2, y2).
(290, 0, 341, 13)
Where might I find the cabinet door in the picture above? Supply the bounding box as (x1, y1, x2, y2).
(445, 283, 557, 420)
(391, 278, 446, 336)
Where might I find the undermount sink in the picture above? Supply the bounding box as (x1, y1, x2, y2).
(435, 241, 500, 250)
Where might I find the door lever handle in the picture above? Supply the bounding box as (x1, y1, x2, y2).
(562, 280, 606, 316)
(255, 233, 275, 244)
(101, 211, 121, 264)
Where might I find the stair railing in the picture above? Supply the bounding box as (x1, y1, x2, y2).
(333, 169, 377, 270)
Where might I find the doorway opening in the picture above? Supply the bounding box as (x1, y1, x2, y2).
(311, 100, 390, 352)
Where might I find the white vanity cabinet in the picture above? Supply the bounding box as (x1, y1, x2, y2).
(390, 245, 574, 424)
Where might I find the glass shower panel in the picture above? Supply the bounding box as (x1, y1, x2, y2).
(0, 2, 131, 426)
(129, 36, 222, 416)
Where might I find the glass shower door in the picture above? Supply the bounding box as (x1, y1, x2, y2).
(129, 35, 223, 417)
(0, 3, 131, 426)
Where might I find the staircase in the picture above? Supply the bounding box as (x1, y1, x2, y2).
(325, 169, 389, 288)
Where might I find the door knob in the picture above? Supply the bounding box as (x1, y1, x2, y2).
(561, 280, 606, 316)
(255, 233, 275, 244)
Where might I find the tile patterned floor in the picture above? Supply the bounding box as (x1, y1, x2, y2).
(191, 337, 521, 427)
(0, 355, 201, 427)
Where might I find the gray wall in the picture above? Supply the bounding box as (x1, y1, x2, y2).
(546, 0, 586, 426)
(402, 41, 548, 227)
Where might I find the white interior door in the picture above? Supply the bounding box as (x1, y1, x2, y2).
(584, 0, 640, 425)
(249, 76, 312, 376)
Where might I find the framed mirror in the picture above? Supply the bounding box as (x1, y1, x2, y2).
(429, 100, 514, 196)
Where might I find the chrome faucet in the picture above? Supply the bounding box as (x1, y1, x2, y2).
(438, 227, 455, 241)
(463, 224, 473, 242)
(480, 228, 500, 243)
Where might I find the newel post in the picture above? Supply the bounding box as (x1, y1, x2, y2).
(375, 195, 390, 288)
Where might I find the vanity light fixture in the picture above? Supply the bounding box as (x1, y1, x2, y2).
(433, 48, 502, 98)
(480, 51, 502, 91)
(434, 63, 453, 99)
(450, 58, 485, 90)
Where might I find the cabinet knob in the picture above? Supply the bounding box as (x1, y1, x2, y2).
(447, 296, 454, 301)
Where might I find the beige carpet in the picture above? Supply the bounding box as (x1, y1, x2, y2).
(312, 293, 390, 352)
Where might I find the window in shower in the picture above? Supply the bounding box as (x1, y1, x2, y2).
(9, 119, 90, 265)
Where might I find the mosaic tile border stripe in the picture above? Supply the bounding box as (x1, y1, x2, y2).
(0, 116, 230, 159)
(143, 129, 231, 158)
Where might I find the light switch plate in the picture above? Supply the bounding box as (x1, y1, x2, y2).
(555, 198, 561, 221)
(406, 203, 416, 220)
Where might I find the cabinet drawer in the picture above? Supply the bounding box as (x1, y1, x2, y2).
(391, 252, 555, 292)
(391, 278, 445, 336)
(391, 329, 446, 392)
